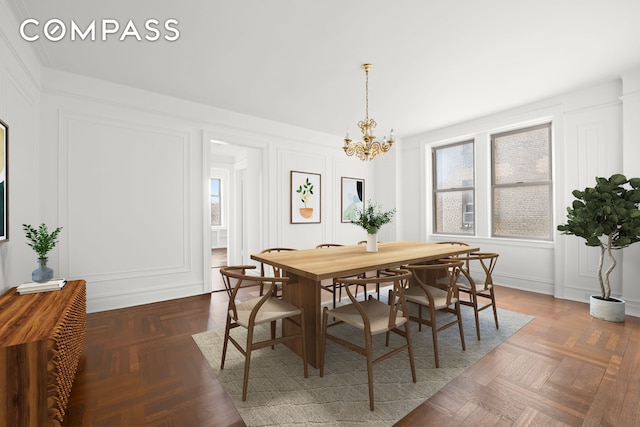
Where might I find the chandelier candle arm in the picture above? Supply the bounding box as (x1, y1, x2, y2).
(342, 63, 395, 161)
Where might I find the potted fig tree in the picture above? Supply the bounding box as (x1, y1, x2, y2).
(557, 174, 640, 322)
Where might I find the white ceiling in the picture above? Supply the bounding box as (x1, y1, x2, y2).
(9, 0, 640, 138)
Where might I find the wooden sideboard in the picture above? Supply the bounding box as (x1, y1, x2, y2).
(0, 280, 86, 427)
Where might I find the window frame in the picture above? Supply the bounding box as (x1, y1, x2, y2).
(432, 139, 476, 236)
(490, 122, 553, 241)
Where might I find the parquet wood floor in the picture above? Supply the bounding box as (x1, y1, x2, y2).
(63, 281, 640, 426)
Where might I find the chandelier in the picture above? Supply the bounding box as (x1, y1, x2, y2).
(342, 63, 395, 161)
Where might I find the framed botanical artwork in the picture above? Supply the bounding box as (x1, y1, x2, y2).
(291, 170, 321, 224)
(0, 119, 7, 242)
(341, 177, 364, 223)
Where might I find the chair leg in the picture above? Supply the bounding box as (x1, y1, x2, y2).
(405, 321, 416, 383)
(270, 320, 276, 349)
(320, 307, 329, 377)
(220, 315, 232, 370)
(430, 309, 440, 368)
(298, 307, 308, 378)
(472, 295, 481, 340)
(456, 302, 466, 351)
(365, 332, 375, 411)
(490, 289, 499, 329)
(242, 326, 255, 401)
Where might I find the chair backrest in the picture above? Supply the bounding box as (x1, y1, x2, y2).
(333, 269, 413, 331)
(220, 265, 290, 320)
(316, 243, 343, 249)
(405, 260, 464, 305)
(259, 247, 297, 278)
(436, 241, 472, 271)
(461, 252, 499, 288)
(436, 241, 471, 247)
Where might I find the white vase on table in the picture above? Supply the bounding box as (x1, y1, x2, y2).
(366, 233, 378, 252)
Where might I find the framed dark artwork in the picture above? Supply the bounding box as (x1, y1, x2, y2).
(291, 170, 321, 224)
(0, 119, 7, 242)
(341, 177, 365, 223)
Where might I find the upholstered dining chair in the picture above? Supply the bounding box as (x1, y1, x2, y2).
(320, 268, 416, 411)
(450, 252, 500, 340)
(219, 265, 308, 401)
(404, 260, 466, 368)
(258, 247, 297, 296)
(315, 243, 347, 308)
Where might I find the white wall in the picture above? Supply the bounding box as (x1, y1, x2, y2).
(35, 68, 369, 312)
(0, 0, 42, 293)
(398, 76, 640, 317)
(621, 67, 640, 312)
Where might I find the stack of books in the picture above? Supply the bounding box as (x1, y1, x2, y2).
(17, 278, 67, 295)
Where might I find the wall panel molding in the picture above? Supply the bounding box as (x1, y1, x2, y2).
(58, 110, 192, 283)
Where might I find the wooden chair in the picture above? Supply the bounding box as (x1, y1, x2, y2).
(436, 241, 472, 272)
(451, 252, 500, 340)
(320, 269, 416, 411)
(355, 240, 387, 300)
(258, 247, 297, 296)
(219, 265, 308, 401)
(315, 243, 347, 307)
(404, 260, 466, 368)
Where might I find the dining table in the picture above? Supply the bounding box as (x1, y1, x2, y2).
(250, 240, 479, 368)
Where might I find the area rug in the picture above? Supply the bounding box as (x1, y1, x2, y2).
(193, 308, 533, 427)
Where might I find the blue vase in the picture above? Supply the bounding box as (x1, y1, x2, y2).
(32, 257, 54, 283)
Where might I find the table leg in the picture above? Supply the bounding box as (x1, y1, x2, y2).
(281, 271, 322, 369)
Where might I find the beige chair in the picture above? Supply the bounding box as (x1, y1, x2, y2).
(258, 247, 297, 296)
(453, 252, 500, 340)
(219, 265, 308, 401)
(320, 269, 416, 411)
(404, 260, 466, 368)
(315, 243, 347, 307)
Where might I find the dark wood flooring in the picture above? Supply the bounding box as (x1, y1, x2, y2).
(63, 279, 640, 426)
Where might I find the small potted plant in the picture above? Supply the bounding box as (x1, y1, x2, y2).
(351, 200, 396, 252)
(296, 178, 314, 219)
(22, 223, 63, 283)
(557, 174, 640, 322)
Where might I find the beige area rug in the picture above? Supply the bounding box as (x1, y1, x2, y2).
(193, 307, 533, 427)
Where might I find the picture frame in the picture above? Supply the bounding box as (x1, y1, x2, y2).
(291, 170, 321, 224)
(341, 177, 364, 223)
(0, 119, 7, 242)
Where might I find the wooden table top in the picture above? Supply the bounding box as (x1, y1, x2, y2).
(251, 241, 478, 281)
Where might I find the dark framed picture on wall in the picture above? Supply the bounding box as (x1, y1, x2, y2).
(0, 119, 7, 242)
(341, 177, 364, 223)
(291, 170, 321, 224)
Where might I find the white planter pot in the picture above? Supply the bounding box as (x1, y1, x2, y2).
(366, 233, 378, 252)
(589, 295, 625, 322)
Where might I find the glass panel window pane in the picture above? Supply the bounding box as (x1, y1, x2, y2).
(435, 190, 474, 235)
(211, 178, 221, 226)
(493, 125, 550, 185)
(493, 185, 550, 239)
(435, 142, 474, 189)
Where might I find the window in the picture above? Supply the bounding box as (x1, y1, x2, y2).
(433, 140, 475, 235)
(211, 178, 222, 226)
(491, 122, 552, 240)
